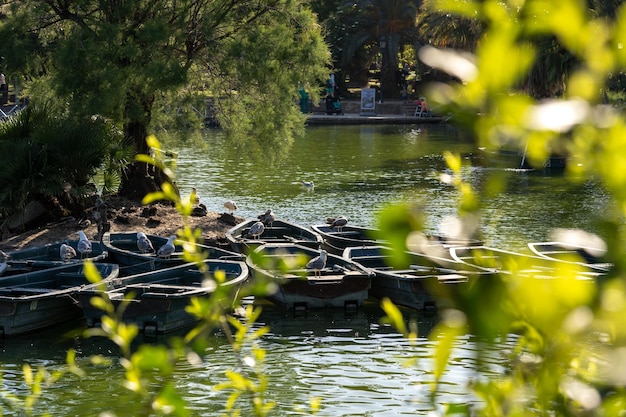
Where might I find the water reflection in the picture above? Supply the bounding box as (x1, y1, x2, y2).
(0, 124, 612, 415)
(170, 124, 608, 252)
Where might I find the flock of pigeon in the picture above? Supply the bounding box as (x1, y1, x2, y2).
(136, 232, 177, 258)
(246, 209, 277, 240)
(43, 184, 339, 278)
(59, 231, 92, 262)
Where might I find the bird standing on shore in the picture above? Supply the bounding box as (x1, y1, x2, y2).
(190, 187, 200, 206)
(248, 221, 265, 239)
(77, 230, 92, 258)
(306, 249, 327, 277)
(224, 200, 238, 214)
(60, 243, 77, 262)
(137, 232, 155, 253)
(157, 235, 177, 259)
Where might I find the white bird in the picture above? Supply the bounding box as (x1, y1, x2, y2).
(157, 235, 177, 258)
(248, 221, 265, 239)
(137, 232, 155, 253)
(60, 243, 77, 262)
(258, 209, 275, 227)
(0, 250, 11, 262)
(77, 230, 92, 258)
(190, 187, 200, 206)
(224, 200, 238, 214)
(306, 249, 327, 277)
(329, 215, 348, 232)
(301, 180, 315, 190)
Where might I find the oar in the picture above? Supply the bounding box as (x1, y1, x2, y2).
(520, 142, 529, 168)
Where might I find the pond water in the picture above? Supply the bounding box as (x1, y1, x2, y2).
(0, 124, 611, 415)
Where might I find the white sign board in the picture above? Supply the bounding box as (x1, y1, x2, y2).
(360, 88, 376, 115)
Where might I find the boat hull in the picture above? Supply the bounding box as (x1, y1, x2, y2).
(528, 241, 612, 273)
(227, 219, 323, 253)
(310, 224, 379, 255)
(344, 246, 486, 311)
(0, 262, 119, 336)
(78, 259, 248, 334)
(247, 243, 373, 310)
(103, 232, 243, 275)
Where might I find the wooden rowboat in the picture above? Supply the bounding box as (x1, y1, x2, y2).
(78, 259, 249, 334)
(103, 232, 243, 275)
(527, 241, 612, 273)
(311, 223, 482, 256)
(310, 224, 380, 255)
(0, 262, 119, 336)
(343, 245, 492, 311)
(246, 243, 373, 310)
(0, 238, 110, 277)
(226, 219, 323, 253)
(449, 245, 605, 280)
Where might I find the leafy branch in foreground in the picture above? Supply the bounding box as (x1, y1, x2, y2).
(378, 1, 626, 415)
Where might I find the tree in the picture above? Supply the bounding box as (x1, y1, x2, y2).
(329, 0, 420, 100)
(0, 0, 329, 201)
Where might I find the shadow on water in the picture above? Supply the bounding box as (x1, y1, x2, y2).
(252, 298, 440, 341)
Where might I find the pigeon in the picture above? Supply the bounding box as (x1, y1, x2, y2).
(329, 215, 348, 232)
(258, 209, 275, 227)
(137, 232, 155, 253)
(60, 243, 77, 262)
(248, 221, 265, 239)
(190, 187, 200, 206)
(0, 250, 11, 262)
(224, 200, 238, 214)
(77, 230, 92, 258)
(306, 249, 327, 277)
(157, 235, 177, 258)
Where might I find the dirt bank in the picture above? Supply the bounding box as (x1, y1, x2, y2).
(0, 196, 244, 251)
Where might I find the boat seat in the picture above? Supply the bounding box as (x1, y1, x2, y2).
(436, 274, 469, 283)
(324, 231, 363, 236)
(0, 287, 54, 295)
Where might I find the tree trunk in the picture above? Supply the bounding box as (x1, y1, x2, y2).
(117, 94, 171, 202)
(380, 35, 400, 102)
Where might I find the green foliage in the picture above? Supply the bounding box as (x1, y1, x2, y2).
(205, 3, 330, 163)
(0, 103, 131, 230)
(0, 0, 331, 178)
(375, 0, 626, 415)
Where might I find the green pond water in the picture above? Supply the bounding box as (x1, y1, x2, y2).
(0, 124, 611, 415)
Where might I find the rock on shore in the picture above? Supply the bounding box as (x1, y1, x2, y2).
(0, 196, 243, 251)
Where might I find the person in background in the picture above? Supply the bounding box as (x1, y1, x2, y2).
(0, 73, 6, 105)
(298, 84, 310, 113)
(325, 73, 334, 97)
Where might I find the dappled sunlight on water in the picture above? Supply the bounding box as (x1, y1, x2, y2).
(0, 124, 611, 415)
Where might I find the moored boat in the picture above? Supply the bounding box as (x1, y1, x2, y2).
(310, 224, 380, 255)
(528, 241, 612, 273)
(343, 245, 492, 310)
(476, 147, 568, 170)
(449, 245, 605, 280)
(78, 259, 249, 334)
(226, 219, 323, 253)
(0, 262, 119, 336)
(246, 243, 373, 310)
(0, 238, 110, 276)
(103, 232, 243, 275)
(311, 223, 482, 256)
